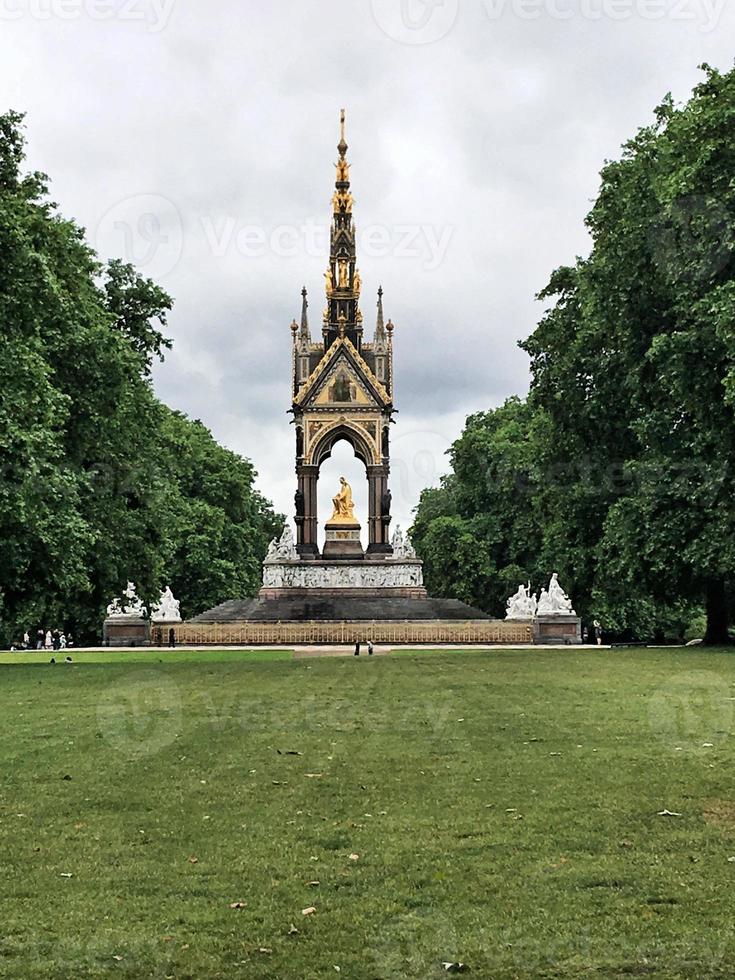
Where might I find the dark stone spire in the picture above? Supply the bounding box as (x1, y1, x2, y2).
(323, 109, 362, 351)
(300, 286, 309, 335)
(375, 285, 387, 350)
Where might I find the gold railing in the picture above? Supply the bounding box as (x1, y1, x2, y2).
(151, 620, 533, 647)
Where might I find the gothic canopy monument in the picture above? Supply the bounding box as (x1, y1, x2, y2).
(177, 114, 538, 646)
(291, 110, 394, 562)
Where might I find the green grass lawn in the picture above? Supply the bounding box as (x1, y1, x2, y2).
(0, 649, 293, 667)
(1, 648, 734, 979)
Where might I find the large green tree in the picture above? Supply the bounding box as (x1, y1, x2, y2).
(523, 64, 735, 643)
(0, 111, 282, 646)
(411, 397, 544, 616)
(413, 65, 734, 643)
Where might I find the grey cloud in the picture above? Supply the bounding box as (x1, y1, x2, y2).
(4, 0, 734, 526)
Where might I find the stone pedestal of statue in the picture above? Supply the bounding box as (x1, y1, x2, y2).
(533, 615, 582, 646)
(102, 581, 150, 647)
(322, 519, 365, 560)
(103, 616, 150, 648)
(532, 574, 581, 644)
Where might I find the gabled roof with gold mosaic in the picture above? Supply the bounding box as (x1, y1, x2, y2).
(294, 336, 391, 410)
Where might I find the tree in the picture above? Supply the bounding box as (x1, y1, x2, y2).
(522, 65, 735, 643)
(0, 111, 283, 646)
(412, 66, 735, 643)
(155, 409, 282, 616)
(411, 397, 544, 616)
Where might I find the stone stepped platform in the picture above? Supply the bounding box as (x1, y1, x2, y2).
(189, 595, 492, 623)
(156, 592, 536, 645)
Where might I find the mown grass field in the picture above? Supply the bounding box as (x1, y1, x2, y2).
(1, 647, 734, 979)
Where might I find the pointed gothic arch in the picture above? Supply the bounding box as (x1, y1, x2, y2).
(309, 421, 377, 469)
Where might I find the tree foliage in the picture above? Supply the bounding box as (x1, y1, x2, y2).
(0, 112, 282, 645)
(411, 397, 544, 617)
(413, 65, 735, 642)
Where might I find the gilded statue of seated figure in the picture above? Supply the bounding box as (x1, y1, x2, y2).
(330, 476, 356, 523)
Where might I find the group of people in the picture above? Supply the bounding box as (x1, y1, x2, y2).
(11, 629, 75, 652)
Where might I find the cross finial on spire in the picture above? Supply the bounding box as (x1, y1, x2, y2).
(338, 108, 348, 159)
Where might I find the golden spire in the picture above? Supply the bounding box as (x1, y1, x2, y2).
(325, 109, 361, 347)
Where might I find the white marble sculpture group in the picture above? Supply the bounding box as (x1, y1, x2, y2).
(151, 586, 182, 623)
(264, 525, 300, 562)
(106, 581, 147, 619)
(262, 523, 422, 589)
(506, 573, 576, 620)
(106, 582, 182, 622)
(390, 526, 418, 560)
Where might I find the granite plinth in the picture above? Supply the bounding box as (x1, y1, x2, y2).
(189, 596, 491, 623)
(534, 615, 582, 645)
(322, 522, 364, 559)
(103, 617, 150, 647)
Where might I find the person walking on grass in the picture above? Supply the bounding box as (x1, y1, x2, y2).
(354, 640, 361, 656)
(368, 640, 374, 656)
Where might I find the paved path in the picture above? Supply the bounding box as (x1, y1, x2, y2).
(293, 645, 391, 659)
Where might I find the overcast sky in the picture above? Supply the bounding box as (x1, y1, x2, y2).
(2, 0, 733, 541)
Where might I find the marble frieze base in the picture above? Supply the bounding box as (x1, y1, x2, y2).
(261, 558, 425, 594)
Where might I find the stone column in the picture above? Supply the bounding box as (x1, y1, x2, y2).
(296, 465, 320, 559)
(366, 464, 392, 557)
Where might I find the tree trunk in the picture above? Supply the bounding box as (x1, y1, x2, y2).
(703, 578, 730, 646)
